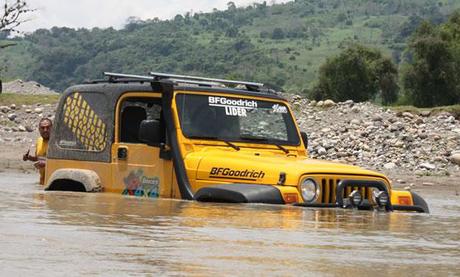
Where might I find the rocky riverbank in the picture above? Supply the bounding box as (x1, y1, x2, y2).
(287, 94, 460, 178)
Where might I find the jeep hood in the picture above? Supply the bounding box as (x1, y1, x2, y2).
(186, 149, 388, 186)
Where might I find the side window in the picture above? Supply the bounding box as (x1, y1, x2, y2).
(58, 92, 109, 152)
(119, 98, 163, 144)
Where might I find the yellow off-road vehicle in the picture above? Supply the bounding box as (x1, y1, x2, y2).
(44, 72, 429, 213)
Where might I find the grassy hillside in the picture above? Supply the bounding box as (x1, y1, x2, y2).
(0, 0, 459, 92)
(0, 93, 60, 105)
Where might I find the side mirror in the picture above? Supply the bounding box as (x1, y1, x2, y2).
(300, 131, 308, 148)
(139, 119, 162, 146)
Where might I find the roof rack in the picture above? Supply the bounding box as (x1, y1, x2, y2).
(102, 72, 267, 92)
(149, 72, 264, 89)
(103, 72, 225, 88)
(104, 72, 154, 82)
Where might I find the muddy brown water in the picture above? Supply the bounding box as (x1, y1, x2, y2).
(0, 173, 459, 276)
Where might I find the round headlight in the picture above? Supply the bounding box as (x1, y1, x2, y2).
(300, 178, 319, 203)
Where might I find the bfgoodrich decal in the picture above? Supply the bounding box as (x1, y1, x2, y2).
(209, 167, 265, 181)
(208, 96, 257, 117)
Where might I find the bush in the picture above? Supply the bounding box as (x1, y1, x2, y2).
(312, 44, 399, 103)
(271, 28, 285, 39)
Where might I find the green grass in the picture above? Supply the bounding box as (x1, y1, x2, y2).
(0, 93, 60, 106)
(245, 17, 396, 90)
(388, 104, 460, 118)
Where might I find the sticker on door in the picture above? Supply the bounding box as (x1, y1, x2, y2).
(122, 169, 160, 198)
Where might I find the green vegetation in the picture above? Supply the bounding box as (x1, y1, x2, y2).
(0, 0, 459, 107)
(311, 10, 460, 107)
(389, 104, 460, 118)
(312, 44, 398, 104)
(401, 11, 460, 107)
(0, 93, 60, 105)
(1, 0, 35, 93)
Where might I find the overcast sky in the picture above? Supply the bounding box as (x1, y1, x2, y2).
(17, 0, 288, 33)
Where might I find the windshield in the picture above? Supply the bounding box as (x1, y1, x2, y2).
(175, 94, 300, 146)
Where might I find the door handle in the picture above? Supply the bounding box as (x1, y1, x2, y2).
(117, 147, 128, 160)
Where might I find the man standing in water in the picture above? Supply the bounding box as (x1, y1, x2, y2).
(23, 118, 52, 185)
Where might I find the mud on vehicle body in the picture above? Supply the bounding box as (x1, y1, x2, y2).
(45, 72, 429, 213)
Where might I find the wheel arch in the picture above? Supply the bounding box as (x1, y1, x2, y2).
(45, 169, 103, 192)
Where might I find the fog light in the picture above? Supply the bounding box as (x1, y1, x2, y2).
(373, 190, 389, 207)
(349, 190, 362, 206)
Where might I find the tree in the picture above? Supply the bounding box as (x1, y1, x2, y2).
(312, 44, 399, 103)
(401, 14, 460, 107)
(1, 0, 33, 93)
(373, 58, 399, 104)
(1, 0, 32, 34)
(227, 1, 236, 11)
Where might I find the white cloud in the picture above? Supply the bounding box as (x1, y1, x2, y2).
(17, 0, 289, 33)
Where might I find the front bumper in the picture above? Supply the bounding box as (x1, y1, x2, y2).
(294, 179, 429, 213)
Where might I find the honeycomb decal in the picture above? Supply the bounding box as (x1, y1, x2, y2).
(63, 92, 107, 151)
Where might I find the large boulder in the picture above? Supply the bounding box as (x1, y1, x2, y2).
(323, 99, 336, 108)
(450, 153, 460, 165)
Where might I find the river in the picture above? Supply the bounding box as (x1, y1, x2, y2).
(0, 172, 459, 276)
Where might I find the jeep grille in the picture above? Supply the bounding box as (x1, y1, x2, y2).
(304, 175, 386, 204)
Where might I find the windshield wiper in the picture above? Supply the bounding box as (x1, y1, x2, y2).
(273, 143, 289, 154)
(188, 135, 240, 151)
(223, 140, 240, 151)
(240, 135, 289, 154)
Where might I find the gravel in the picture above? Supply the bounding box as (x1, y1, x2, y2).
(287, 94, 460, 176)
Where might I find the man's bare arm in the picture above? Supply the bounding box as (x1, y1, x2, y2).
(23, 150, 38, 162)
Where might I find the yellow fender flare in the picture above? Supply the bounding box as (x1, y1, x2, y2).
(45, 169, 103, 192)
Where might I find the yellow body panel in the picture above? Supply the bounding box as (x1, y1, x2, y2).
(110, 142, 174, 197)
(181, 147, 389, 198)
(45, 159, 112, 187)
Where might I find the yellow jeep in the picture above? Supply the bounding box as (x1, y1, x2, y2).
(44, 72, 429, 213)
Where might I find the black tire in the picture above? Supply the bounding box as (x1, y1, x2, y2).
(411, 191, 430, 213)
